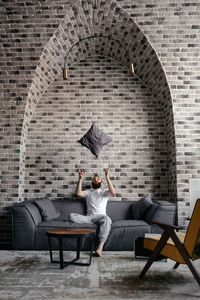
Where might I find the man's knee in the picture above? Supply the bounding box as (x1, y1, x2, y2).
(69, 213, 83, 223)
(100, 215, 112, 226)
(69, 213, 93, 224)
(69, 213, 76, 222)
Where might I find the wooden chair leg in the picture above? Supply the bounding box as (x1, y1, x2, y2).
(185, 258, 200, 286)
(173, 262, 180, 269)
(139, 231, 170, 279)
(170, 230, 200, 286)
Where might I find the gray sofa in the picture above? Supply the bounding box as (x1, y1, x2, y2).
(11, 196, 177, 251)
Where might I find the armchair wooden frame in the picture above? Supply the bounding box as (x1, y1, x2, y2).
(139, 199, 200, 286)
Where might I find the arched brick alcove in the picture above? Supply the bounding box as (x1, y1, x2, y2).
(19, 0, 176, 202)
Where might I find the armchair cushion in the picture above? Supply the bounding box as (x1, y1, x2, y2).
(143, 231, 186, 263)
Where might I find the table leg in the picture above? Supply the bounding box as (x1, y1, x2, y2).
(48, 236, 53, 263)
(46, 232, 95, 269)
(76, 238, 81, 260)
(59, 237, 64, 269)
(88, 234, 94, 266)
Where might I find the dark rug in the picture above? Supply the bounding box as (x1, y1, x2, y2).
(0, 251, 200, 300)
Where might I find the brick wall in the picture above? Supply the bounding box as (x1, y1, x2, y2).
(0, 0, 72, 248)
(25, 56, 169, 201)
(1, 0, 200, 248)
(120, 0, 200, 228)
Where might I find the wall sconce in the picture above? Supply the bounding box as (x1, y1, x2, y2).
(63, 35, 134, 80)
(129, 63, 134, 75)
(63, 69, 67, 80)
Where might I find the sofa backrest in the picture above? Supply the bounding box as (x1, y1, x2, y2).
(12, 197, 177, 224)
(52, 198, 87, 219)
(107, 201, 133, 221)
(39, 198, 177, 222)
(52, 198, 134, 221)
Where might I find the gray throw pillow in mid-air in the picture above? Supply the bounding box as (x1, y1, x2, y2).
(78, 123, 112, 157)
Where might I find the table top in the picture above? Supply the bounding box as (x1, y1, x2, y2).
(46, 228, 95, 236)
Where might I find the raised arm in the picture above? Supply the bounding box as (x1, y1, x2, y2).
(105, 167, 115, 196)
(76, 169, 86, 197)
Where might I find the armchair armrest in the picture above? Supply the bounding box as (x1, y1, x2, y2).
(152, 220, 180, 231)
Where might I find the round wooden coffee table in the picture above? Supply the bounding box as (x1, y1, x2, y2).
(46, 228, 95, 269)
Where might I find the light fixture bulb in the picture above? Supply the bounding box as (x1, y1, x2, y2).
(129, 63, 134, 75)
(63, 69, 68, 80)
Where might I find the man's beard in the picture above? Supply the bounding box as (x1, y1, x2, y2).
(92, 182, 101, 189)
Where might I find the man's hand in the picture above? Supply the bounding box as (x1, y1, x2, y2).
(105, 167, 110, 179)
(76, 169, 86, 197)
(105, 167, 115, 196)
(78, 169, 85, 179)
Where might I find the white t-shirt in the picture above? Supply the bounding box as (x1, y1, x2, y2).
(85, 189, 110, 216)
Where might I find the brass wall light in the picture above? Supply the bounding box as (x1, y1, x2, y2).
(63, 69, 68, 80)
(129, 63, 134, 75)
(63, 35, 134, 80)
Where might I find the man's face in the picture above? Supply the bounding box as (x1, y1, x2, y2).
(92, 176, 102, 189)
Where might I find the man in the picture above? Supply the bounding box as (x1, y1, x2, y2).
(69, 167, 115, 257)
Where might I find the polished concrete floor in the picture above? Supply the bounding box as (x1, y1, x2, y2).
(0, 251, 200, 300)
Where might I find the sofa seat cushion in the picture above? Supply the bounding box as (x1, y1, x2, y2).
(36, 220, 96, 229)
(104, 220, 151, 251)
(35, 221, 96, 250)
(112, 219, 149, 229)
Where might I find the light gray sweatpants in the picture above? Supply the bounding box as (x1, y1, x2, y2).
(69, 213, 112, 243)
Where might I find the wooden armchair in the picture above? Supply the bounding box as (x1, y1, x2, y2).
(139, 199, 200, 286)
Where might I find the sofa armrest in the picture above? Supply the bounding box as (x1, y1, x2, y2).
(11, 203, 42, 249)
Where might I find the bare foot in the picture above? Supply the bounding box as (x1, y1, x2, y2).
(95, 241, 104, 257)
(95, 249, 102, 257)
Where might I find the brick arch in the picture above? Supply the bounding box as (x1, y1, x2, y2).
(63, 35, 132, 70)
(19, 0, 176, 202)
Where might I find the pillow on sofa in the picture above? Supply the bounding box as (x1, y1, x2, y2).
(152, 205, 176, 225)
(131, 194, 153, 220)
(78, 123, 112, 158)
(144, 202, 160, 224)
(34, 198, 60, 221)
